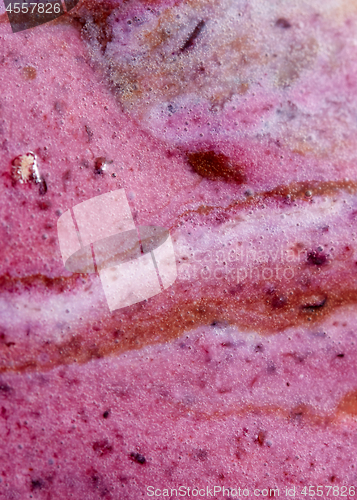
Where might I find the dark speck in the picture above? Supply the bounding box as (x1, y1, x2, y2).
(54, 101, 66, 114)
(31, 479, 44, 491)
(337, 354, 345, 358)
(91, 474, 99, 485)
(103, 410, 110, 419)
(130, 452, 146, 464)
(194, 448, 208, 461)
(38, 178, 47, 195)
(307, 250, 327, 266)
(302, 296, 326, 312)
(290, 409, 304, 422)
(180, 20, 205, 53)
(276, 18, 292, 28)
(267, 361, 276, 373)
(255, 343, 264, 352)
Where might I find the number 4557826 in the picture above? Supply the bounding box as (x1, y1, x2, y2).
(6, 3, 61, 13)
(301, 486, 355, 496)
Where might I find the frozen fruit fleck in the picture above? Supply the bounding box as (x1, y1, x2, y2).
(12, 152, 40, 184)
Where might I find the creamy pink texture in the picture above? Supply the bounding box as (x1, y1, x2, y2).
(1, 0, 357, 498)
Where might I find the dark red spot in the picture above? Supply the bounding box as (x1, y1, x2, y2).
(187, 150, 245, 183)
(272, 295, 287, 309)
(255, 431, 266, 446)
(95, 157, 106, 174)
(93, 439, 113, 457)
(38, 200, 51, 210)
(113, 329, 122, 339)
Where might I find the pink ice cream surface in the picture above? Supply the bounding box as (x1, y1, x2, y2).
(1, 0, 357, 498)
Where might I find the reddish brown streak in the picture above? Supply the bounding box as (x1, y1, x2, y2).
(1, 180, 357, 373)
(171, 179, 357, 230)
